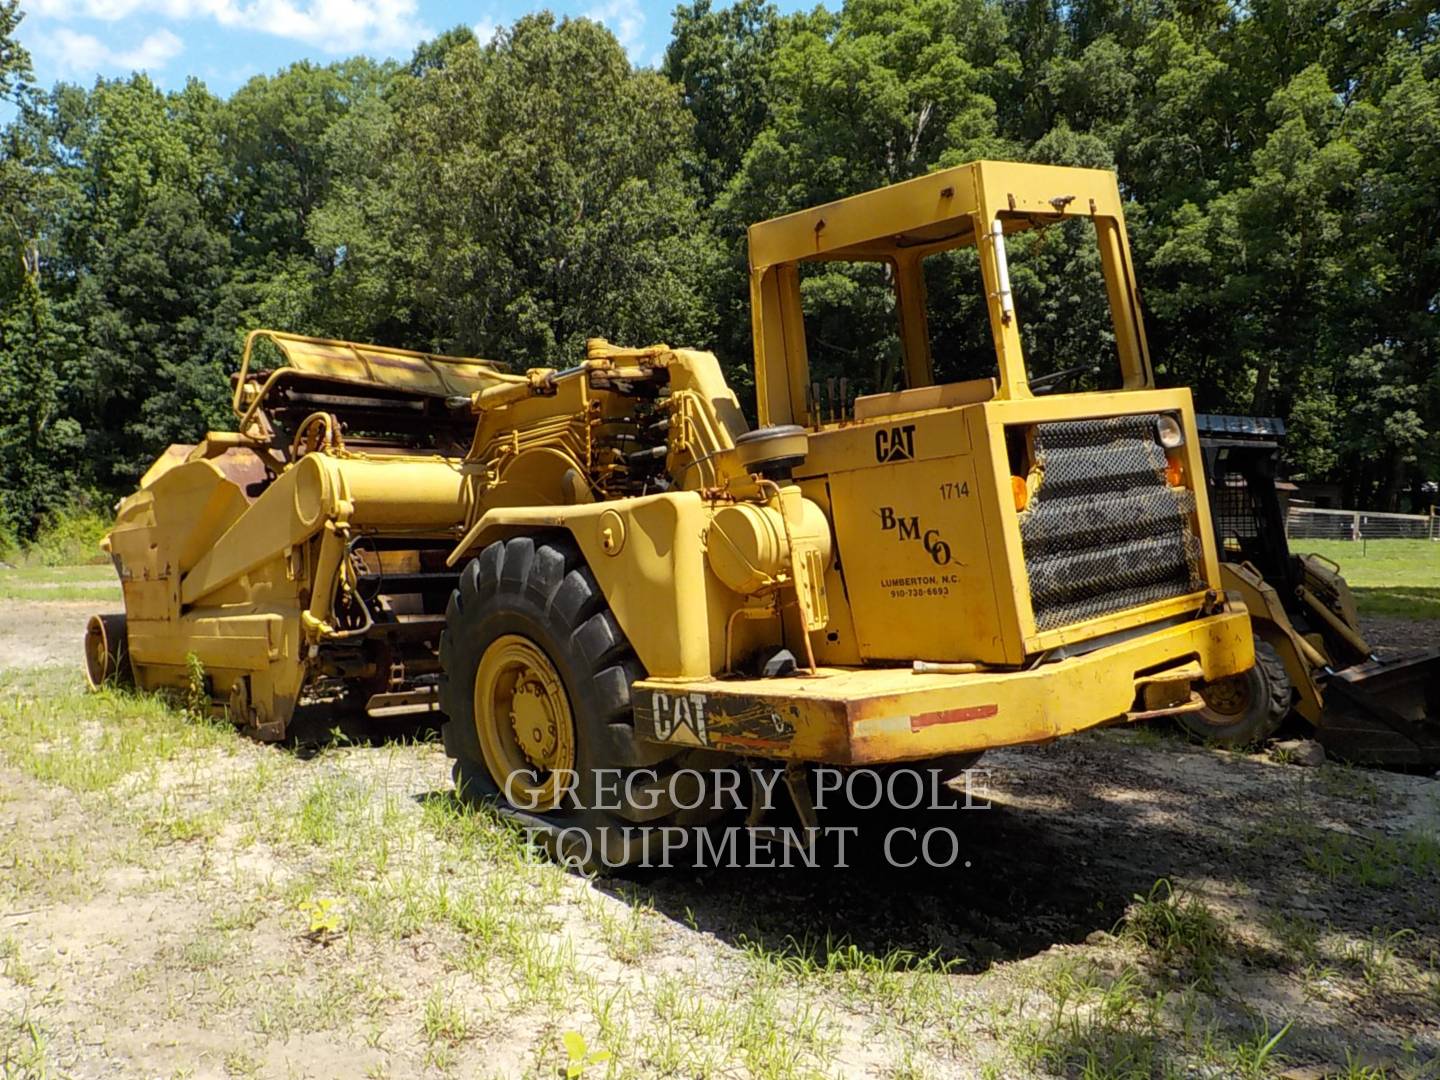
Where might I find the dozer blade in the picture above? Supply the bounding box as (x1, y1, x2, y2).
(1314, 649, 1440, 768)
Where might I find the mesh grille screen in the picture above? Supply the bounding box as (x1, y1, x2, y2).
(1019, 414, 1204, 631)
(1211, 475, 1261, 547)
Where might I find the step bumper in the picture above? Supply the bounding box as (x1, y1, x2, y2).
(633, 608, 1253, 765)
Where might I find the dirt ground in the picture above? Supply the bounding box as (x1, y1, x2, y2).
(2, 601, 1438, 1079)
(0, 600, 97, 671)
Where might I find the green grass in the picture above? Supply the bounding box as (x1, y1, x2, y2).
(1118, 879, 1229, 982)
(3, 673, 1433, 1079)
(1006, 960, 1171, 1080)
(0, 668, 235, 792)
(1299, 826, 1440, 889)
(0, 564, 120, 602)
(1298, 539, 1440, 620)
(0, 1008, 58, 1079)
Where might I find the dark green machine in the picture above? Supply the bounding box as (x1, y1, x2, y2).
(1185, 414, 1439, 766)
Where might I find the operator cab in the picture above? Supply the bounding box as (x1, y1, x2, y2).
(747, 162, 1221, 668)
(747, 160, 1153, 426)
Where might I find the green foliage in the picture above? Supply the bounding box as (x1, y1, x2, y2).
(0, 0, 31, 106)
(184, 652, 209, 722)
(20, 506, 110, 566)
(0, 508, 112, 567)
(299, 897, 344, 938)
(0, 2, 1436, 518)
(665, 0, 790, 199)
(0, 271, 82, 535)
(709, 0, 1016, 392)
(371, 14, 719, 364)
(561, 1030, 612, 1078)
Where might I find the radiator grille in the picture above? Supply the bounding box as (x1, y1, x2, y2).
(1019, 414, 1204, 631)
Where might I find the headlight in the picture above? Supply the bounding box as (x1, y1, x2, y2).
(1155, 415, 1185, 449)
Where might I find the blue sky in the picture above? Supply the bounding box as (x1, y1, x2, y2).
(12, 0, 817, 98)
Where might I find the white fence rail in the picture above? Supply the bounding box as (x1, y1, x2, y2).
(1285, 505, 1439, 541)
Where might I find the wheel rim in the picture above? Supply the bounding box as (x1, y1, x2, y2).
(1198, 672, 1253, 721)
(473, 635, 575, 811)
(84, 614, 112, 688)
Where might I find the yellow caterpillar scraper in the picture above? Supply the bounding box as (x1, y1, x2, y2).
(1188, 415, 1440, 766)
(88, 161, 1256, 862)
(84, 330, 504, 736)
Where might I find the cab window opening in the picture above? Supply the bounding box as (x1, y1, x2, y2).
(990, 215, 1124, 393)
(791, 213, 1130, 418)
(796, 260, 903, 408)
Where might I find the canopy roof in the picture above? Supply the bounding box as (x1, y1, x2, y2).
(747, 160, 1128, 269)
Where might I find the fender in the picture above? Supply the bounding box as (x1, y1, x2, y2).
(447, 494, 732, 679)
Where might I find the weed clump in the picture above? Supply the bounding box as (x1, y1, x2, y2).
(1119, 879, 1228, 982)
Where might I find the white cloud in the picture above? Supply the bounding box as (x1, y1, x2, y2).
(37, 26, 184, 74)
(27, 0, 430, 52)
(472, 17, 498, 46)
(124, 26, 184, 65)
(584, 0, 644, 63)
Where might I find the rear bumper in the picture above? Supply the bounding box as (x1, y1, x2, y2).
(634, 607, 1253, 764)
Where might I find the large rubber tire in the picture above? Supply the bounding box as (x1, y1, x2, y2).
(84, 613, 134, 690)
(438, 536, 712, 869)
(1181, 637, 1291, 748)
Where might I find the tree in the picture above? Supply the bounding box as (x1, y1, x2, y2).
(0, 0, 37, 268)
(0, 0, 30, 106)
(0, 256, 82, 536)
(365, 15, 718, 365)
(223, 59, 394, 267)
(220, 58, 397, 334)
(664, 0, 789, 200)
(56, 75, 236, 488)
(407, 24, 476, 76)
(1329, 44, 1439, 508)
(0, 0, 1435, 515)
(0, 3, 83, 537)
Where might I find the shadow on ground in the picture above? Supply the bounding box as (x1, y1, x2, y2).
(601, 795, 1140, 973)
(284, 703, 441, 756)
(593, 735, 1440, 983)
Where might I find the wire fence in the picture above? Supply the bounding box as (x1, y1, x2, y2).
(1285, 505, 1440, 541)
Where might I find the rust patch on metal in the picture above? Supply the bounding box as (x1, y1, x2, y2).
(909, 704, 999, 731)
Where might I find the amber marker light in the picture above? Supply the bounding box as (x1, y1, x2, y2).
(1011, 475, 1030, 511)
(1165, 453, 1185, 487)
